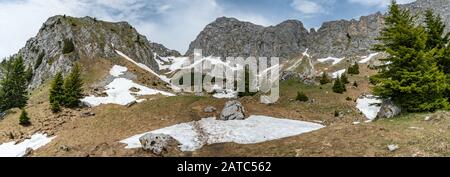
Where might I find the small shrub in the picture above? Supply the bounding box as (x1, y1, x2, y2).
(19, 109, 30, 126)
(320, 72, 331, 85)
(62, 39, 75, 54)
(51, 101, 61, 113)
(296, 92, 309, 102)
(346, 97, 352, 101)
(341, 73, 349, 84)
(353, 81, 358, 87)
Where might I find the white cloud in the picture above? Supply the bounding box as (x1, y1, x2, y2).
(291, 0, 324, 14)
(347, 0, 416, 7)
(0, 0, 274, 59)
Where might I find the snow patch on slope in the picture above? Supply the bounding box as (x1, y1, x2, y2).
(0, 133, 55, 157)
(356, 95, 382, 120)
(359, 53, 379, 64)
(110, 65, 128, 77)
(121, 115, 324, 151)
(317, 57, 345, 65)
(81, 65, 175, 107)
(331, 69, 346, 79)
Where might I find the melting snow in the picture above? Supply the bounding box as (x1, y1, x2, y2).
(212, 89, 237, 99)
(0, 133, 55, 157)
(120, 115, 324, 151)
(331, 69, 346, 79)
(116, 50, 172, 84)
(81, 65, 175, 107)
(359, 53, 379, 64)
(317, 57, 345, 65)
(356, 95, 382, 120)
(81, 78, 175, 107)
(110, 65, 128, 77)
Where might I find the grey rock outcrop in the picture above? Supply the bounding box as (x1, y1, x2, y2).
(12, 15, 178, 90)
(219, 100, 246, 120)
(139, 133, 180, 155)
(377, 100, 402, 119)
(187, 0, 450, 62)
(186, 17, 309, 62)
(204, 106, 217, 113)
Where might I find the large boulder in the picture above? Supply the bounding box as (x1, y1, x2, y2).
(219, 100, 246, 120)
(376, 100, 401, 119)
(139, 133, 180, 155)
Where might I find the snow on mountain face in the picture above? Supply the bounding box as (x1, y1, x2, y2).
(317, 57, 345, 65)
(120, 115, 325, 151)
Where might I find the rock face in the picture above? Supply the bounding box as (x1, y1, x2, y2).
(139, 133, 180, 155)
(377, 100, 402, 119)
(186, 17, 309, 61)
(219, 100, 246, 120)
(11, 15, 179, 89)
(187, 0, 450, 61)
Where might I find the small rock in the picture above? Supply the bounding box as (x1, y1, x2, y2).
(204, 106, 217, 113)
(24, 148, 33, 157)
(219, 100, 246, 120)
(424, 116, 431, 121)
(126, 101, 137, 108)
(59, 145, 70, 152)
(387, 144, 399, 152)
(377, 100, 401, 119)
(139, 133, 180, 155)
(81, 112, 95, 117)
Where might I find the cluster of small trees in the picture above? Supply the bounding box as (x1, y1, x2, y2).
(0, 56, 32, 125)
(371, 1, 450, 112)
(347, 63, 360, 75)
(49, 64, 84, 113)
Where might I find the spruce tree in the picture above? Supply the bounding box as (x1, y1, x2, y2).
(424, 10, 449, 50)
(372, 1, 449, 112)
(0, 56, 28, 111)
(296, 91, 309, 102)
(332, 76, 345, 94)
(320, 72, 331, 85)
(25, 66, 33, 83)
(19, 108, 30, 126)
(348, 63, 360, 75)
(424, 10, 450, 102)
(341, 73, 349, 84)
(49, 72, 65, 112)
(63, 64, 84, 108)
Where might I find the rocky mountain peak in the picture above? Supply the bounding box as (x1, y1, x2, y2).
(12, 15, 179, 89)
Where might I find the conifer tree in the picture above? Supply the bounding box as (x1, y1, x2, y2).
(25, 66, 33, 83)
(320, 72, 331, 85)
(341, 73, 349, 84)
(424, 10, 449, 50)
(49, 72, 65, 112)
(63, 64, 84, 108)
(371, 1, 449, 112)
(348, 63, 360, 75)
(332, 76, 345, 94)
(19, 108, 30, 126)
(0, 56, 28, 111)
(296, 91, 309, 102)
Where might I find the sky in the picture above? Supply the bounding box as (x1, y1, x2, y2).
(0, 0, 416, 59)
